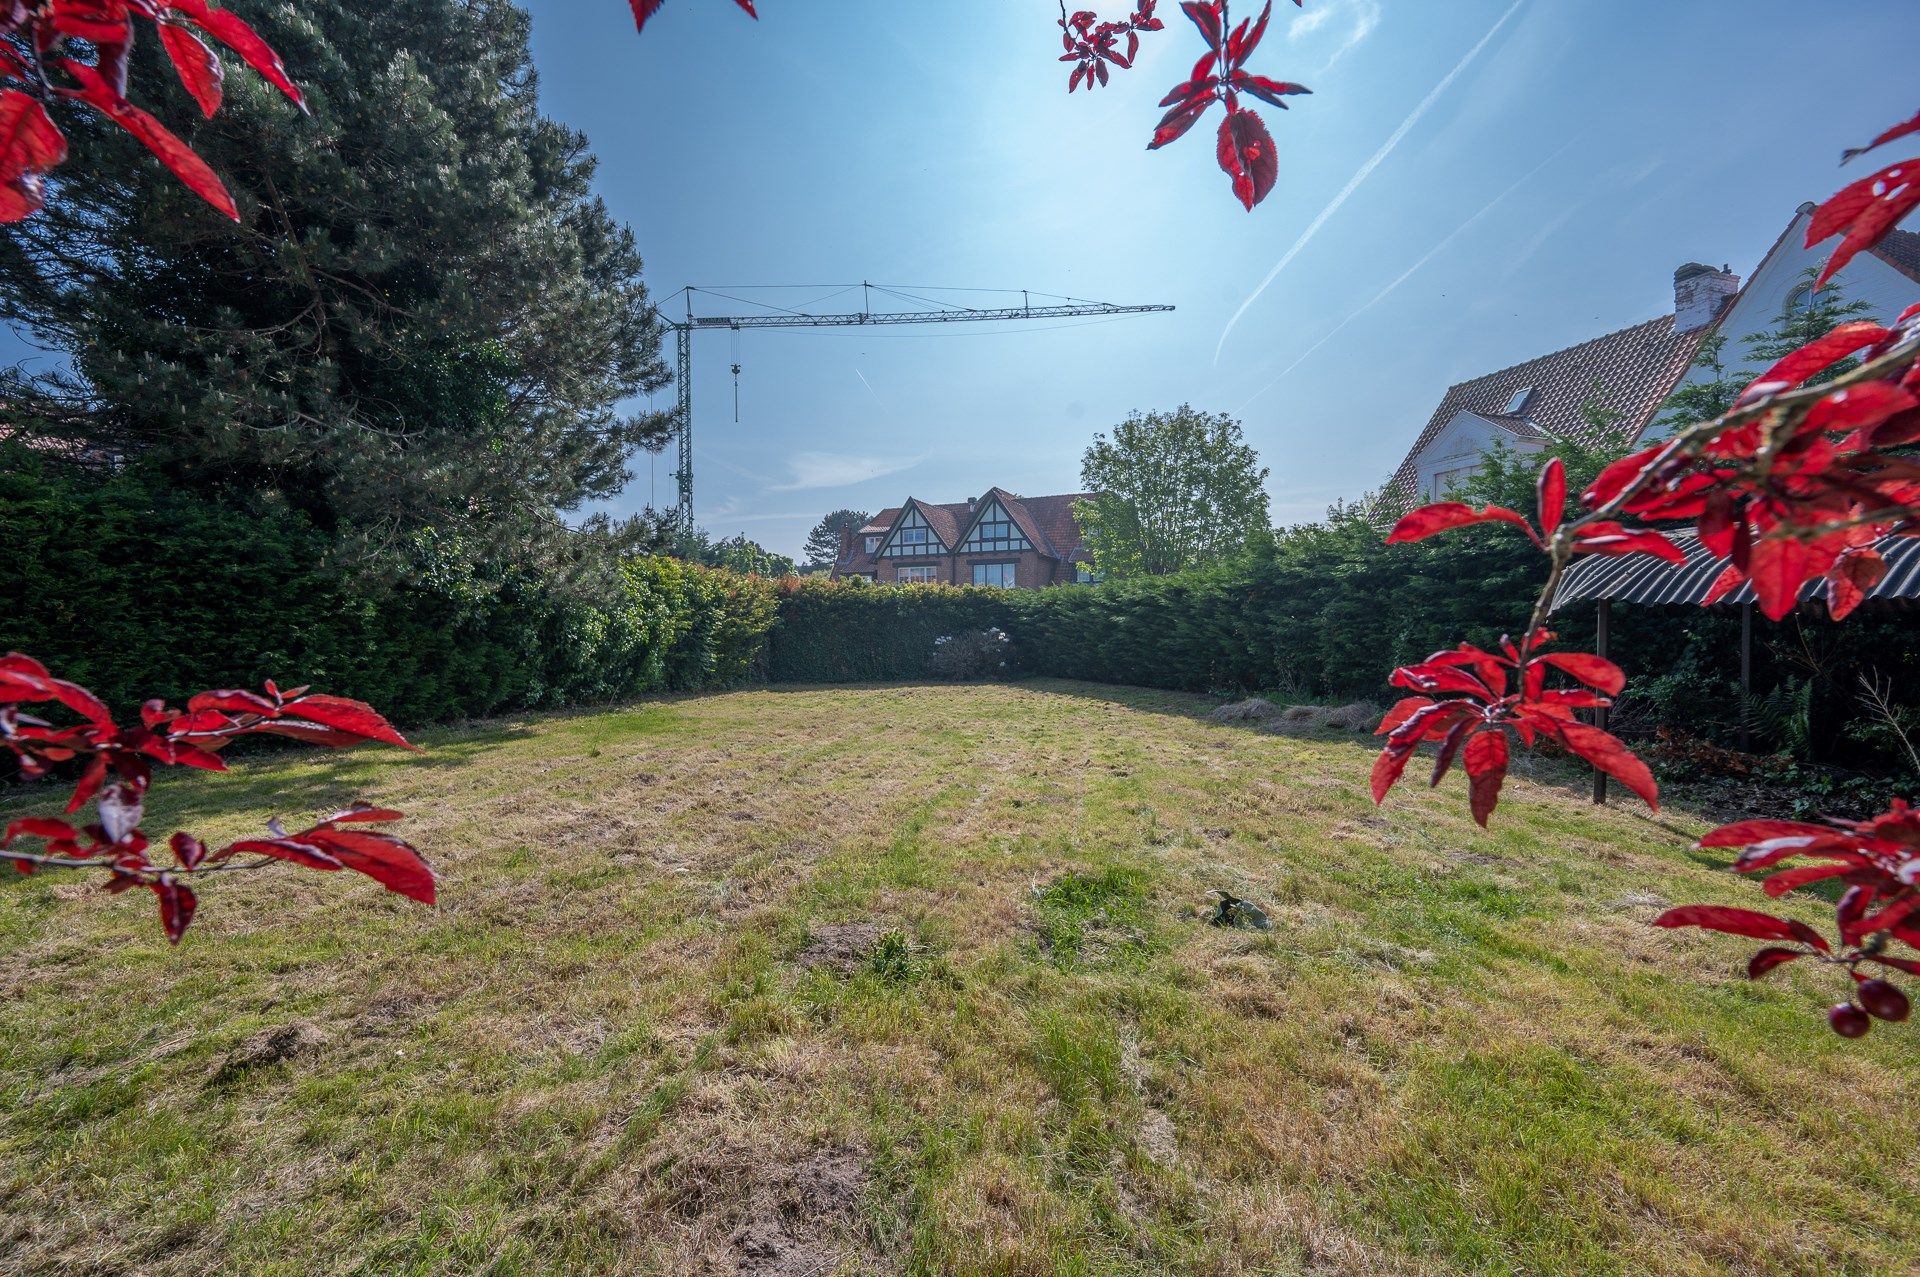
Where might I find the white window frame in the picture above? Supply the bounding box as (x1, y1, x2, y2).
(896, 564, 940, 584)
(864, 535, 881, 554)
(971, 562, 1018, 588)
(959, 500, 1033, 554)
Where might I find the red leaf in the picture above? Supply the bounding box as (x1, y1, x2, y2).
(1536, 457, 1566, 537)
(628, 0, 666, 31)
(1699, 819, 1832, 849)
(306, 828, 436, 904)
(1385, 501, 1536, 545)
(1746, 947, 1807, 979)
(1215, 107, 1278, 211)
(1760, 863, 1853, 897)
(169, 830, 207, 869)
(1827, 548, 1885, 621)
(1571, 524, 1687, 564)
(1536, 652, 1625, 697)
(1180, 0, 1225, 50)
(1806, 381, 1917, 438)
(186, 688, 277, 715)
(1148, 94, 1214, 149)
(159, 21, 223, 117)
(1463, 728, 1508, 827)
(1375, 696, 1433, 735)
(164, 0, 304, 110)
(1371, 745, 1414, 804)
(1653, 905, 1829, 951)
(1229, 71, 1310, 109)
(60, 61, 238, 220)
(1556, 720, 1658, 810)
(153, 877, 197, 944)
(1746, 534, 1825, 622)
(1841, 109, 1920, 163)
(3, 816, 82, 846)
(66, 754, 110, 814)
(0, 90, 68, 218)
(1806, 162, 1920, 292)
(222, 835, 345, 872)
(275, 694, 417, 750)
(323, 804, 405, 824)
(1739, 321, 1891, 400)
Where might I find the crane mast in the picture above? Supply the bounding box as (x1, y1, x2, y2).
(660, 285, 1174, 531)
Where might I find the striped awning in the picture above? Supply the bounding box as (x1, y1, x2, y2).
(1551, 528, 1920, 612)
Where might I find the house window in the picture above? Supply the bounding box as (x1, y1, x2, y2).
(972, 562, 1017, 588)
(880, 505, 946, 557)
(959, 499, 1033, 554)
(896, 565, 940, 583)
(1073, 564, 1095, 585)
(1503, 386, 1534, 415)
(864, 536, 880, 554)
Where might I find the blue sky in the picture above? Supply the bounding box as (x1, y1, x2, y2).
(8, 2, 1917, 558)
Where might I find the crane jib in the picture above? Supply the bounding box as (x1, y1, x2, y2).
(661, 290, 1175, 532)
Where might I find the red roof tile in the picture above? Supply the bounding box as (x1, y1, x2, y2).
(1870, 226, 1920, 285)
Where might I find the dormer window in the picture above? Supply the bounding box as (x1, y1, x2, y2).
(1503, 386, 1535, 416)
(878, 505, 946, 557)
(864, 535, 880, 554)
(958, 498, 1033, 554)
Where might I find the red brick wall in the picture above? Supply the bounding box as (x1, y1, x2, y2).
(876, 552, 1066, 588)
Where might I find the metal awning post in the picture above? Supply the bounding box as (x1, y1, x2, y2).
(1738, 602, 1753, 752)
(1592, 599, 1611, 805)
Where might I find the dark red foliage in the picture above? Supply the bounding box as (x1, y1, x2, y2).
(1371, 629, 1655, 826)
(1809, 115, 1920, 290)
(0, 0, 305, 223)
(1058, 2, 1164, 92)
(1653, 801, 1920, 1035)
(1146, 1, 1308, 210)
(1, 653, 431, 944)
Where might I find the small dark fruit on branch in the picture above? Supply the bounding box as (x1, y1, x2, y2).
(1828, 1002, 1873, 1038)
(1857, 979, 1910, 1023)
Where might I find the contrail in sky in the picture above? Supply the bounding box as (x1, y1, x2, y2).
(854, 368, 881, 403)
(1215, 0, 1529, 364)
(1233, 137, 1573, 414)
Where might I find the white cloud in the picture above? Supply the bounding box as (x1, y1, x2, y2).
(769, 451, 924, 492)
(1290, 0, 1382, 67)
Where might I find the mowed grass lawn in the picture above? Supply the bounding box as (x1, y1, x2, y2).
(2, 680, 1916, 1276)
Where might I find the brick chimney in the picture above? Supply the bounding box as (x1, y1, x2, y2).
(1673, 262, 1739, 333)
(837, 524, 853, 561)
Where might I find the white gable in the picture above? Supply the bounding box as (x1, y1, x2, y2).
(1648, 206, 1920, 439)
(1409, 410, 1546, 501)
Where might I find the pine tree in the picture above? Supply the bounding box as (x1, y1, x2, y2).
(0, 0, 670, 570)
(802, 509, 871, 569)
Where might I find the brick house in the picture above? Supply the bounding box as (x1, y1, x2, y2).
(832, 487, 1097, 588)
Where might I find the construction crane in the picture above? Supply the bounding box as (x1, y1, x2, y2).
(656, 283, 1175, 531)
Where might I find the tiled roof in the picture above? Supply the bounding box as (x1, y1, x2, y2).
(835, 488, 1094, 574)
(1480, 412, 1550, 440)
(1870, 227, 1920, 285)
(1381, 313, 1713, 508)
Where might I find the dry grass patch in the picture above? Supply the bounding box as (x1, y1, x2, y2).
(1, 680, 1916, 1275)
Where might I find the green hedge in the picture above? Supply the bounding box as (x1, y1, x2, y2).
(768, 577, 1013, 682)
(0, 448, 777, 724)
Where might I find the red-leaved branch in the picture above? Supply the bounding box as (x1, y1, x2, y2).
(626, 0, 1312, 212)
(1371, 110, 1920, 1037)
(1, 653, 431, 944)
(0, 0, 305, 223)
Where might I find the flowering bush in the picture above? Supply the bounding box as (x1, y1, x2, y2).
(929, 628, 1013, 682)
(2, 653, 430, 943)
(1372, 108, 1920, 1036)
